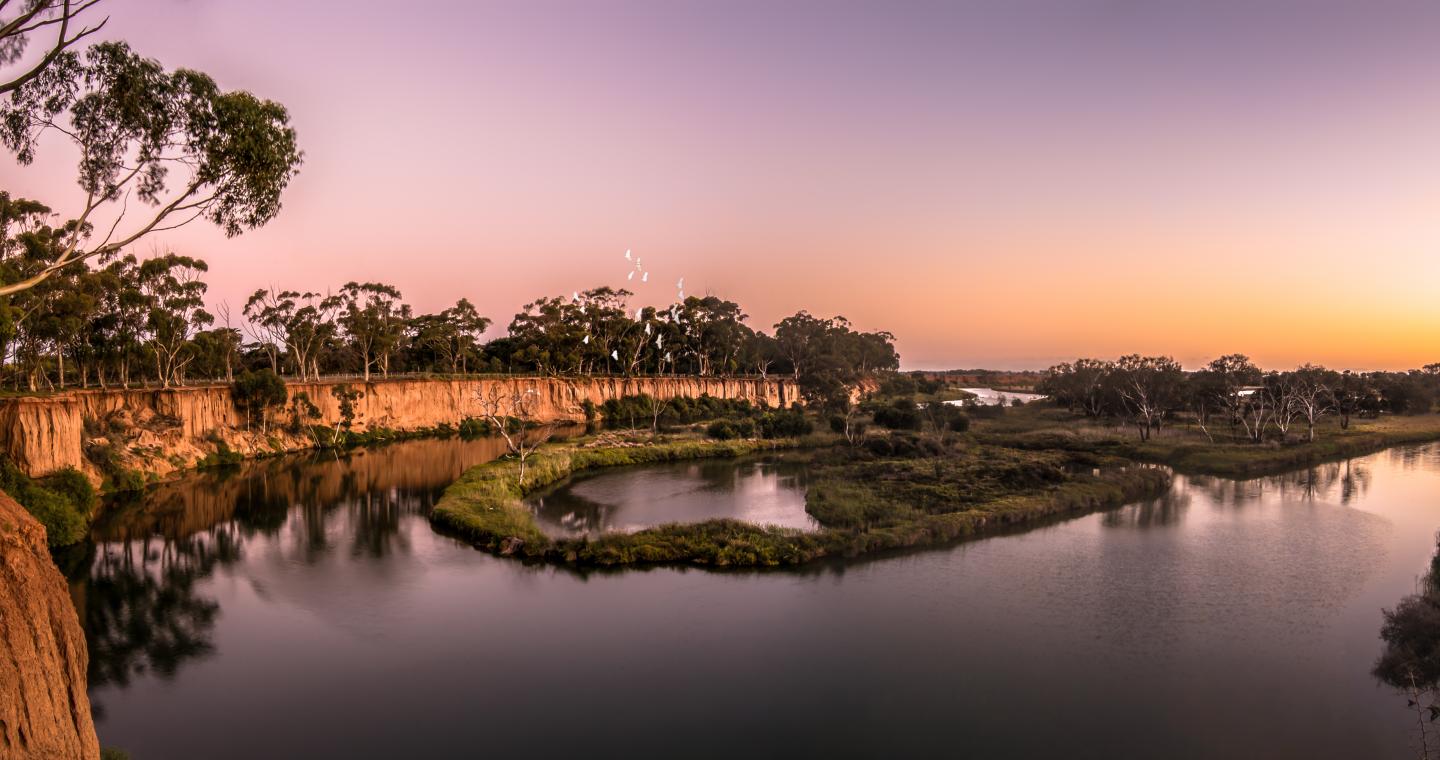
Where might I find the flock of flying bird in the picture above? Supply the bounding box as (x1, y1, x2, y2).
(569, 249, 688, 366)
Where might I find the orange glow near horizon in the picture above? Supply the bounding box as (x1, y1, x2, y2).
(7, 1, 1440, 371)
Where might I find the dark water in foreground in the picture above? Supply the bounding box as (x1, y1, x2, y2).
(71, 439, 1440, 759)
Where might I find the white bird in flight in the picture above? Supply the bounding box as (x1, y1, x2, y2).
(641, 272, 648, 283)
(627, 271, 634, 281)
(625, 249, 632, 261)
(610, 349, 619, 361)
(583, 335, 590, 345)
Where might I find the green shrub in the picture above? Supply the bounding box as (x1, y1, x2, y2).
(0, 462, 96, 547)
(108, 468, 148, 493)
(232, 369, 288, 430)
(757, 409, 812, 438)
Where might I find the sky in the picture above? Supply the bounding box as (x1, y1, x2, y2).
(6, 0, 1440, 371)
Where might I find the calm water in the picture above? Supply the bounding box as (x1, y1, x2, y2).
(947, 387, 1047, 406)
(527, 456, 815, 537)
(70, 439, 1440, 758)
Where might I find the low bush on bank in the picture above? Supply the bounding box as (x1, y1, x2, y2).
(602, 393, 759, 430)
(0, 461, 96, 547)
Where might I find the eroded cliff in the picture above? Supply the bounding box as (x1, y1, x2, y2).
(0, 376, 791, 480)
(0, 491, 100, 760)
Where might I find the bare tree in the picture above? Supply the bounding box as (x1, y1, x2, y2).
(1112, 355, 1183, 442)
(640, 393, 668, 432)
(476, 384, 555, 488)
(1289, 364, 1333, 442)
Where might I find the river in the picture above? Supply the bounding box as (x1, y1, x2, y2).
(70, 437, 1440, 758)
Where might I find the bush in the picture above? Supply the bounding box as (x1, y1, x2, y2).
(757, 409, 812, 438)
(232, 369, 288, 429)
(603, 393, 756, 430)
(706, 420, 740, 440)
(0, 462, 96, 547)
(873, 399, 921, 430)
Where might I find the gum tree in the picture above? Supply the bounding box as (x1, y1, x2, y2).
(0, 40, 302, 295)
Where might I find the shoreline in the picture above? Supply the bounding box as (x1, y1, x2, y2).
(430, 434, 1171, 568)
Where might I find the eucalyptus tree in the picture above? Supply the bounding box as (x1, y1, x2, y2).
(1111, 354, 1184, 441)
(243, 288, 340, 381)
(415, 298, 490, 374)
(508, 295, 584, 376)
(1288, 364, 1333, 442)
(138, 253, 211, 387)
(0, 0, 107, 94)
(90, 253, 147, 387)
(0, 40, 302, 295)
(1327, 371, 1373, 430)
(336, 281, 409, 381)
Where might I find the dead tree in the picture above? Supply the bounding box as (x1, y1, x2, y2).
(477, 384, 556, 488)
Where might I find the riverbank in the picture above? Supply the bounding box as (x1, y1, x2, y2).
(0, 375, 791, 483)
(431, 433, 1171, 567)
(974, 406, 1440, 478)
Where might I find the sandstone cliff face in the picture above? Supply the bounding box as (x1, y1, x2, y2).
(0, 491, 100, 760)
(0, 376, 791, 479)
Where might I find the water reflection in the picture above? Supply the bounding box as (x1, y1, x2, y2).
(1100, 487, 1192, 528)
(1180, 458, 1374, 509)
(74, 440, 1440, 759)
(73, 433, 561, 700)
(527, 456, 815, 537)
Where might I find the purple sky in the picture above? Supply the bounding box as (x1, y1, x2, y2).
(8, 0, 1440, 369)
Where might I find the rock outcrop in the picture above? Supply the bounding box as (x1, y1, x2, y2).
(0, 376, 791, 480)
(0, 491, 99, 760)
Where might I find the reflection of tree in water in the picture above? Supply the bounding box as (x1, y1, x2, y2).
(1375, 536, 1440, 757)
(1100, 487, 1191, 529)
(1187, 458, 1372, 509)
(79, 435, 520, 692)
(85, 530, 234, 690)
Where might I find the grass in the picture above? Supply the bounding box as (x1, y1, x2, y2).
(431, 431, 1172, 568)
(429, 435, 808, 558)
(973, 404, 1440, 478)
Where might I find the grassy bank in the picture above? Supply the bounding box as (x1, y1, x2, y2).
(429, 436, 810, 556)
(975, 406, 1440, 479)
(431, 434, 1172, 568)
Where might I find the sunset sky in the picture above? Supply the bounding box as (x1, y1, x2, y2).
(8, 0, 1440, 370)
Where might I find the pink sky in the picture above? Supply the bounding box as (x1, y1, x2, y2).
(8, 0, 1440, 370)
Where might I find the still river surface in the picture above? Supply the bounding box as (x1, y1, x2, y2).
(69, 436, 1440, 758)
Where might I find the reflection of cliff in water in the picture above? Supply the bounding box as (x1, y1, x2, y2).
(74, 432, 569, 697)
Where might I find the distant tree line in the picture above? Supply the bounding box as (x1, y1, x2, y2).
(0, 243, 898, 398)
(1037, 354, 1440, 442)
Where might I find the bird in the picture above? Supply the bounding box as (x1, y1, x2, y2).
(655, 334, 662, 348)
(610, 349, 619, 360)
(583, 335, 590, 344)
(644, 323, 652, 335)
(572, 291, 579, 301)
(627, 271, 634, 281)
(625, 249, 632, 261)
(641, 272, 648, 283)
(678, 290, 685, 300)
(676, 277, 684, 289)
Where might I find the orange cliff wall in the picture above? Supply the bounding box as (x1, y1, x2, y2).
(0, 376, 793, 479)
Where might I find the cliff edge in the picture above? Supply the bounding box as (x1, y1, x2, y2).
(0, 490, 99, 760)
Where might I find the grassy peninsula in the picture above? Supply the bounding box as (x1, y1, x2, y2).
(429, 428, 1170, 568)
